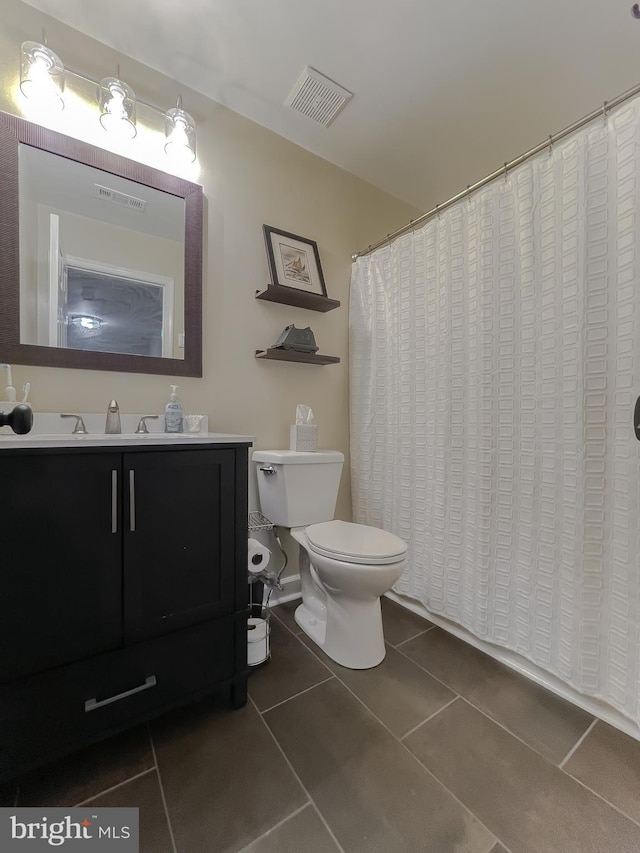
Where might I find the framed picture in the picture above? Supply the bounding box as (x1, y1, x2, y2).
(263, 225, 327, 297)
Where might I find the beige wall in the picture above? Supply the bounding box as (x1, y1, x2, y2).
(0, 1, 420, 572)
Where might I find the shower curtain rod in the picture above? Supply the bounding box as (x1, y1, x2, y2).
(352, 80, 640, 261)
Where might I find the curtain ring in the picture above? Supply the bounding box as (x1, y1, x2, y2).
(547, 135, 553, 158)
(435, 204, 440, 220)
(603, 100, 609, 126)
(503, 162, 509, 183)
(467, 185, 472, 204)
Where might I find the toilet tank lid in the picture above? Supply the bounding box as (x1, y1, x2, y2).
(253, 450, 344, 465)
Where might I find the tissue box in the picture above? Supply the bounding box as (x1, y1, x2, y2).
(290, 424, 318, 452)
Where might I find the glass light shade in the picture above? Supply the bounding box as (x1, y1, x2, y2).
(97, 77, 137, 139)
(20, 41, 65, 110)
(164, 106, 196, 163)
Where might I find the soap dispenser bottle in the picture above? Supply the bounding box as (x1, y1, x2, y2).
(164, 385, 184, 433)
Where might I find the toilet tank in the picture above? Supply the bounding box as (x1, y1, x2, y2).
(253, 450, 344, 528)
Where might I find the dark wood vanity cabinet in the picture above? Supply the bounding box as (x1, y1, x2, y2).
(0, 441, 250, 781)
(122, 448, 237, 643)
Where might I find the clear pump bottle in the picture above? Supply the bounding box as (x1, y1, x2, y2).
(164, 385, 184, 433)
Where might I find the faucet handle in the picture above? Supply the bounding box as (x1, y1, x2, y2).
(135, 415, 159, 434)
(61, 414, 88, 435)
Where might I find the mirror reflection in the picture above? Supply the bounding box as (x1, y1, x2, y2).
(18, 144, 186, 360)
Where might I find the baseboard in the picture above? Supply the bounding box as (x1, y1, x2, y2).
(386, 590, 640, 743)
(265, 574, 301, 607)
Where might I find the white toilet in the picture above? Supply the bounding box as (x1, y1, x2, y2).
(253, 450, 407, 669)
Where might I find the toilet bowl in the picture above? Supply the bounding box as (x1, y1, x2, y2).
(291, 522, 406, 668)
(253, 450, 407, 669)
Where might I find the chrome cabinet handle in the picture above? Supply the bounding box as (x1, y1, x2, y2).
(111, 470, 118, 533)
(259, 465, 276, 475)
(129, 470, 136, 531)
(85, 675, 157, 712)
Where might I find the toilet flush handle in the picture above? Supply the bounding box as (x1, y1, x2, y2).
(259, 465, 276, 475)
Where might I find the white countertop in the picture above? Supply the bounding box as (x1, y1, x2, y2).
(0, 432, 254, 449)
(0, 413, 252, 449)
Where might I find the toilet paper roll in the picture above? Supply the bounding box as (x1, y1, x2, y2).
(247, 617, 268, 643)
(247, 617, 270, 666)
(248, 538, 271, 574)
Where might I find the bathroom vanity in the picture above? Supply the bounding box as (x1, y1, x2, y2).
(0, 432, 251, 781)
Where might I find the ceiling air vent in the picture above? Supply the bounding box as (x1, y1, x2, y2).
(94, 184, 147, 212)
(285, 66, 352, 127)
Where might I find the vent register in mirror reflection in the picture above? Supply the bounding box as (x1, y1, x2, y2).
(19, 145, 184, 360)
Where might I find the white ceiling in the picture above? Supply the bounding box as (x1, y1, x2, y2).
(21, 0, 640, 210)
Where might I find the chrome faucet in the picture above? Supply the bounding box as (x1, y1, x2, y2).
(105, 399, 121, 434)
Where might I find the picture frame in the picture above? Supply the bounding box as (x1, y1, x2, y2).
(263, 225, 327, 297)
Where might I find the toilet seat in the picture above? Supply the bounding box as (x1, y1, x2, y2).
(306, 520, 407, 565)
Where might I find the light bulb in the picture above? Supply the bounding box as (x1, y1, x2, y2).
(106, 87, 126, 121)
(169, 116, 189, 148)
(20, 41, 64, 110)
(98, 76, 136, 139)
(164, 105, 196, 163)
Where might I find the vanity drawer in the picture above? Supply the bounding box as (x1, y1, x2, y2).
(0, 615, 241, 780)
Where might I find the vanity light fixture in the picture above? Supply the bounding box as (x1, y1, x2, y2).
(97, 68, 137, 139)
(18, 43, 198, 163)
(20, 39, 65, 111)
(164, 96, 196, 164)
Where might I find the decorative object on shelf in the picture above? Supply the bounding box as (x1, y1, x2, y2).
(18, 39, 197, 163)
(272, 324, 319, 354)
(263, 225, 327, 297)
(258, 324, 339, 364)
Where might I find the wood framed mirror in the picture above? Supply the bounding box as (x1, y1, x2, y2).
(0, 111, 203, 376)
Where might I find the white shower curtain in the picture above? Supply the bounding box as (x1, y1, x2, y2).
(350, 96, 640, 725)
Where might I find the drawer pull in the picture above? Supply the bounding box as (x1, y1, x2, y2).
(84, 675, 157, 712)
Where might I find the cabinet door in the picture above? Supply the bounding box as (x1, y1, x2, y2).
(0, 452, 123, 681)
(123, 449, 236, 642)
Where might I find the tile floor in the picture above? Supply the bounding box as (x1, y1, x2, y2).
(4, 597, 640, 852)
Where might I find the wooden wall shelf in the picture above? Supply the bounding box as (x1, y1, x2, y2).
(255, 349, 340, 366)
(255, 285, 340, 313)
